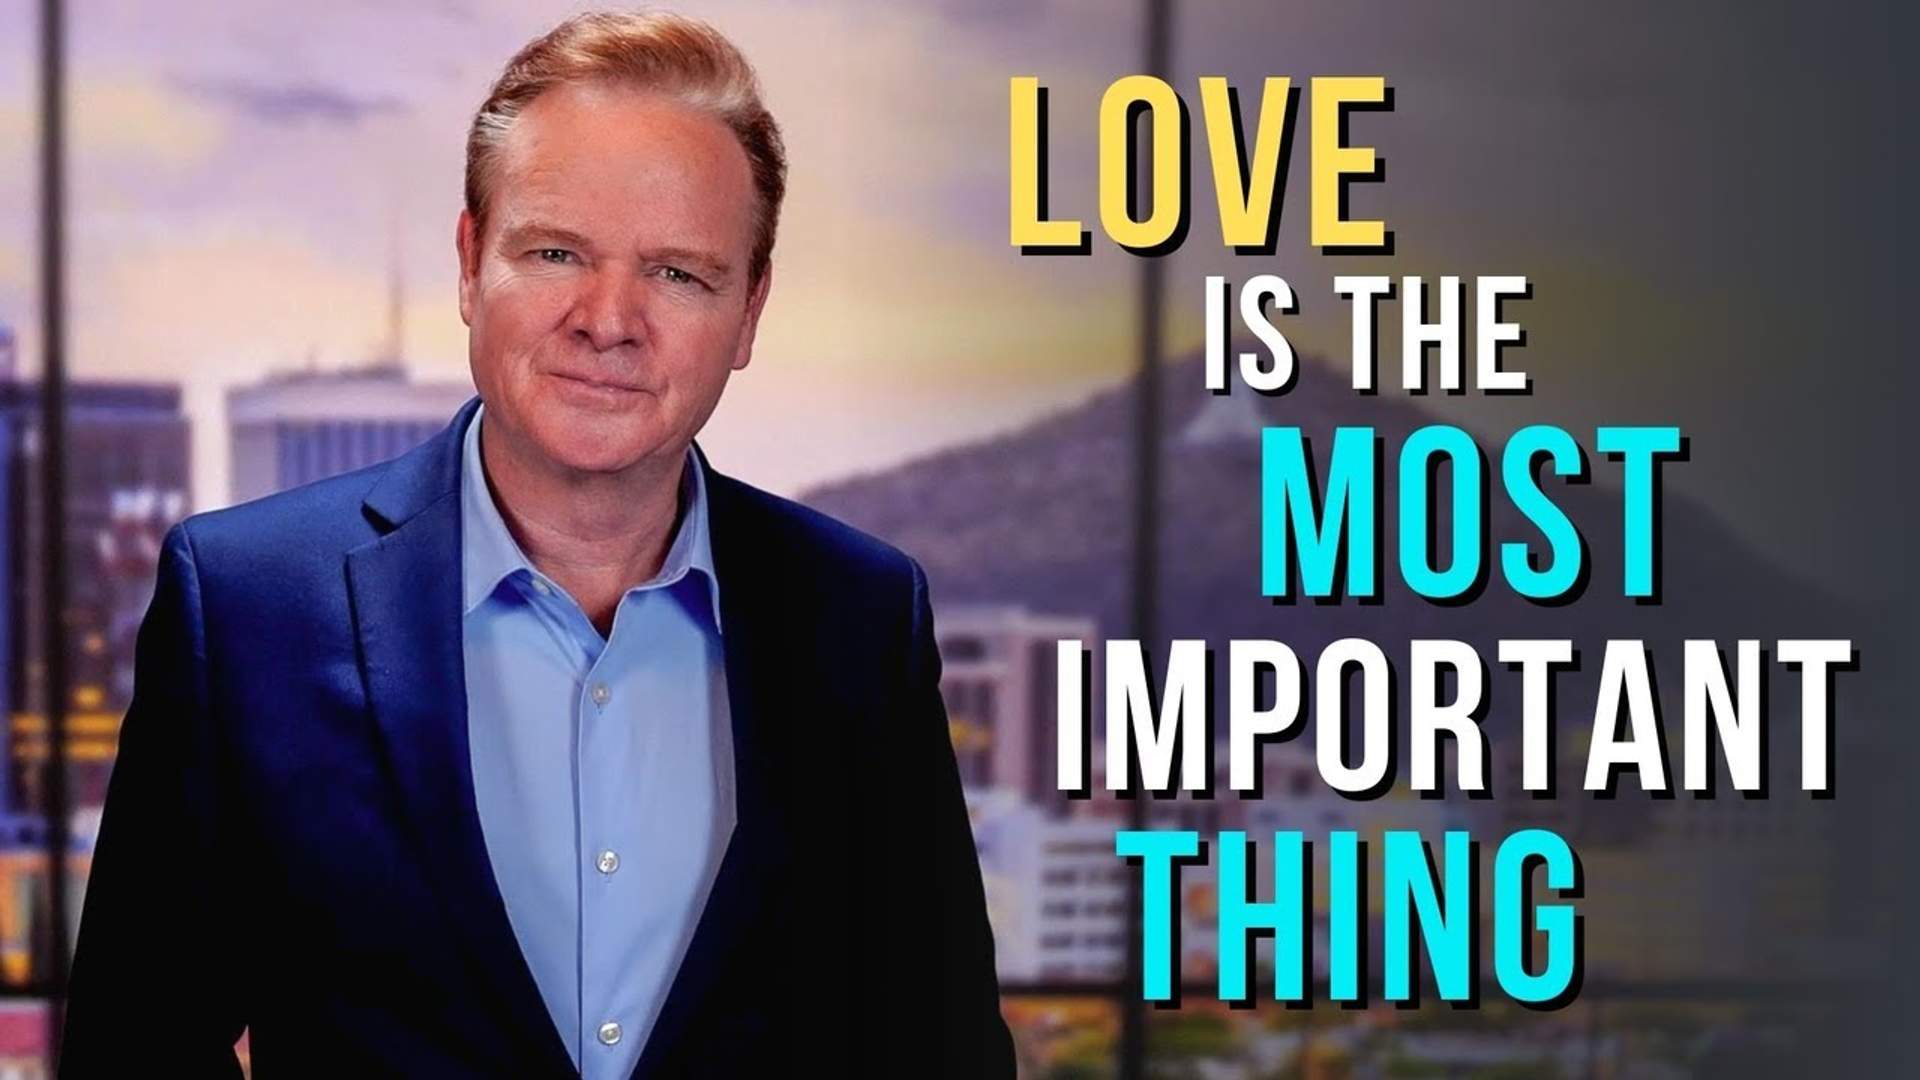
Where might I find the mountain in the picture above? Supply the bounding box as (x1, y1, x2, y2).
(803, 353, 1850, 661)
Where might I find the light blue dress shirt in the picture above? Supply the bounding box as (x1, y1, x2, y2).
(460, 402, 735, 1077)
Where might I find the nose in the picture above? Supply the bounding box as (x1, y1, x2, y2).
(568, 264, 647, 353)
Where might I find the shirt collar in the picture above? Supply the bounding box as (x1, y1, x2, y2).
(459, 400, 722, 633)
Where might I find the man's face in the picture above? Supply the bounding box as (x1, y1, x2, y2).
(456, 80, 771, 476)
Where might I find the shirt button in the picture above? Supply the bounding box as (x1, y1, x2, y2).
(598, 1020, 622, 1046)
(596, 849, 620, 875)
(590, 681, 611, 706)
(530, 578, 551, 596)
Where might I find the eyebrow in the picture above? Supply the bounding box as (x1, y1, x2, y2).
(640, 246, 734, 279)
(495, 222, 595, 255)
(495, 222, 734, 279)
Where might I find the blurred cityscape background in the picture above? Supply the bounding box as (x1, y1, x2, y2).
(0, 1, 1911, 1077)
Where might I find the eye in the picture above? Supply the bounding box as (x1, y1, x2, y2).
(534, 248, 576, 264)
(656, 265, 701, 287)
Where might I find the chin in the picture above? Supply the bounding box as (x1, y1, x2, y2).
(523, 404, 668, 475)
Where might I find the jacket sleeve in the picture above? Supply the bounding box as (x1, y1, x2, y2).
(902, 556, 1018, 1077)
(60, 522, 247, 1078)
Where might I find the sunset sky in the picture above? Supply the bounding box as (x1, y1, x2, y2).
(0, 0, 1900, 601)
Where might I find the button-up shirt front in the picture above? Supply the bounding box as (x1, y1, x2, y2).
(460, 402, 734, 1078)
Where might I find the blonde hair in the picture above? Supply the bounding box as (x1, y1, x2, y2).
(465, 10, 787, 285)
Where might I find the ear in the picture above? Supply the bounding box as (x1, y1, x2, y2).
(730, 264, 774, 372)
(455, 209, 480, 327)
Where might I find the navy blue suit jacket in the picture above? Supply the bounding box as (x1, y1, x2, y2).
(60, 396, 1016, 1078)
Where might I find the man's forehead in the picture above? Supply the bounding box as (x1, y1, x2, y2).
(501, 83, 750, 189)
(488, 85, 756, 248)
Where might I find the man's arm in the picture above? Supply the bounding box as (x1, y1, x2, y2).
(902, 556, 1018, 1077)
(61, 523, 246, 1077)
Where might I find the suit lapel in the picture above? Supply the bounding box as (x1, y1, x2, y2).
(344, 397, 577, 1074)
(631, 447, 790, 1078)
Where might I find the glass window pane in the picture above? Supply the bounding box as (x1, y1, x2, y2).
(55, 1, 1147, 1075)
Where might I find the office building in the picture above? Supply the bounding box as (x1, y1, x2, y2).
(0, 377, 189, 815)
(226, 362, 473, 504)
(967, 789, 1129, 983)
(936, 605, 1097, 814)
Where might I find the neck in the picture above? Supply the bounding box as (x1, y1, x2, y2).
(479, 415, 686, 636)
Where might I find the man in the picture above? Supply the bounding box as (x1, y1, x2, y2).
(61, 11, 1014, 1078)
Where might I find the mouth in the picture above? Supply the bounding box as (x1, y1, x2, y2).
(547, 371, 650, 395)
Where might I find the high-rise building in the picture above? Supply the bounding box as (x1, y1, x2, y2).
(0, 377, 190, 815)
(966, 789, 1130, 983)
(226, 362, 474, 504)
(935, 605, 1098, 814)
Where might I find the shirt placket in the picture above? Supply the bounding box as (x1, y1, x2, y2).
(576, 594, 639, 1077)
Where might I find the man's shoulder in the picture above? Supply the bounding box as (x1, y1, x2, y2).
(706, 467, 923, 593)
(169, 459, 394, 577)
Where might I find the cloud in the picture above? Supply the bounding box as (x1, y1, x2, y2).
(0, 243, 24, 291)
(0, 76, 225, 174)
(170, 75, 407, 126)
